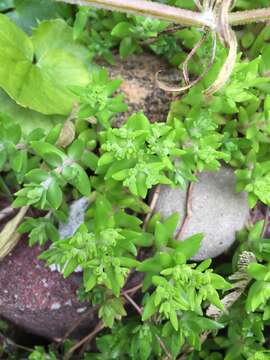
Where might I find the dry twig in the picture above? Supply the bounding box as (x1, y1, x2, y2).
(143, 185, 161, 230)
(0, 206, 15, 222)
(64, 321, 105, 360)
(176, 182, 195, 240)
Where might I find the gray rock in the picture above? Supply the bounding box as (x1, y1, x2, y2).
(154, 167, 250, 260)
(58, 197, 89, 240)
(49, 197, 89, 273)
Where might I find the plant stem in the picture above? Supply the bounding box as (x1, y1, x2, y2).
(57, 0, 215, 27)
(262, 206, 269, 238)
(123, 292, 142, 315)
(143, 184, 161, 230)
(57, 0, 270, 28)
(176, 181, 194, 240)
(64, 321, 105, 360)
(230, 8, 270, 26)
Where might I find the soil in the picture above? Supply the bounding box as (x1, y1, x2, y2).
(105, 52, 174, 124)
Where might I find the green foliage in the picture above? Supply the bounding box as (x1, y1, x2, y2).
(40, 219, 138, 296)
(0, 15, 90, 114)
(111, 16, 168, 58)
(6, 0, 72, 34)
(1, 1, 270, 360)
(72, 7, 169, 62)
(0, 89, 64, 134)
(98, 112, 186, 197)
(169, 55, 270, 206)
(71, 68, 127, 128)
(18, 217, 59, 246)
(28, 347, 57, 360)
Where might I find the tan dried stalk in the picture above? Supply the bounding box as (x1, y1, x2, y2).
(55, 0, 270, 96)
(57, 0, 270, 28)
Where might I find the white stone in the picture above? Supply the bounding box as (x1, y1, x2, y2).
(58, 197, 89, 240)
(50, 302, 61, 310)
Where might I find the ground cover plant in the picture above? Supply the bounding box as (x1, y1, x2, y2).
(1, 0, 270, 359)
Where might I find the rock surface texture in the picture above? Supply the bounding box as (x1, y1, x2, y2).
(154, 167, 250, 260)
(0, 238, 93, 340)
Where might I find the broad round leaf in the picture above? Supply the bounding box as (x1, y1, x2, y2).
(8, 0, 72, 34)
(0, 15, 90, 115)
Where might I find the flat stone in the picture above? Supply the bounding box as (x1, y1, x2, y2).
(154, 167, 250, 260)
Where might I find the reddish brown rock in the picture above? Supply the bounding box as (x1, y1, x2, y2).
(0, 237, 93, 340)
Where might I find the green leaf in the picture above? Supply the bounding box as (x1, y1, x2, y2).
(72, 164, 91, 196)
(138, 257, 163, 273)
(31, 141, 65, 159)
(0, 15, 90, 115)
(126, 112, 150, 131)
(196, 258, 212, 272)
(43, 152, 63, 168)
(0, 90, 64, 134)
(155, 221, 169, 249)
(63, 258, 78, 278)
(246, 281, 270, 312)
(10, 149, 27, 174)
(47, 180, 62, 209)
(136, 172, 148, 198)
(247, 263, 269, 281)
(196, 316, 224, 330)
(98, 152, 114, 167)
(32, 19, 89, 64)
(94, 194, 114, 233)
(174, 233, 203, 260)
(119, 37, 136, 58)
(248, 220, 264, 242)
(210, 273, 232, 290)
(111, 22, 132, 38)
(25, 169, 49, 183)
(0, 1, 13, 12)
(8, 0, 72, 34)
(142, 294, 156, 321)
(73, 6, 89, 40)
(163, 213, 179, 238)
(83, 268, 97, 292)
(68, 139, 84, 161)
(114, 211, 142, 230)
(170, 308, 178, 331)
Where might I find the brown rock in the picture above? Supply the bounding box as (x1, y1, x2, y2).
(0, 237, 93, 340)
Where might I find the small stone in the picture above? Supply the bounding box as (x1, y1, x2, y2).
(58, 197, 89, 240)
(49, 197, 89, 274)
(154, 167, 250, 260)
(50, 302, 61, 310)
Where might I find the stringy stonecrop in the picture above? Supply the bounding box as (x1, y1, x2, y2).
(1, 0, 270, 359)
(4, 50, 270, 358)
